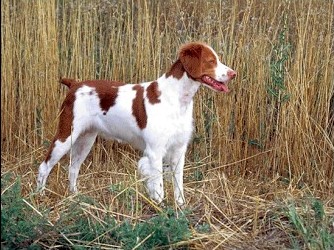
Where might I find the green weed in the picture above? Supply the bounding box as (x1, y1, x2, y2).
(268, 14, 291, 103)
(115, 209, 190, 250)
(1, 174, 49, 249)
(285, 198, 334, 250)
(266, 13, 291, 143)
(109, 182, 139, 211)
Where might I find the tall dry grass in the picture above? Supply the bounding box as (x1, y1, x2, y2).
(1, 0, 333, 248)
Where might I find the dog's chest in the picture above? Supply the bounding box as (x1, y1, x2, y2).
(150, 98, 193, 144)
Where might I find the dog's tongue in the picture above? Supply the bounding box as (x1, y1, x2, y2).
(202, 75, 229, 93)
(215, 82, 229, 92)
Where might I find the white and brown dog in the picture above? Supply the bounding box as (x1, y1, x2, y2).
(37, 42, 236, 206)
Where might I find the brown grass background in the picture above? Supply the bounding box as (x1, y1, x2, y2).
(1, 0, 333, 248)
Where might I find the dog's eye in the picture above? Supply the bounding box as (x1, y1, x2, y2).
(208, 59, 216, 64)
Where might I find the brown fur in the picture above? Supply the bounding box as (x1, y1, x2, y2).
(146, 81, 161, 104)
(166, 59, 185, 79)
(132, 84, 147, 129)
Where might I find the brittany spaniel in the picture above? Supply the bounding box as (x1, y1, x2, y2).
(37, 42, 236, 206)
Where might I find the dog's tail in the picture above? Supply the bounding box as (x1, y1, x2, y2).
(60, 78, 79, 88)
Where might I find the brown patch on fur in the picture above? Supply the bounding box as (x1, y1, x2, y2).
(132, 84, 147, 129)
(45, 139, 56, 163)
(57, 88, 77, 142)
(166, 59, 185, 79)
(93, 82, 121, 113)
(146, 81, 161, 104)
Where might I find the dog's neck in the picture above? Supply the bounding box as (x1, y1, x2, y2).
(160, 59, 201, 106)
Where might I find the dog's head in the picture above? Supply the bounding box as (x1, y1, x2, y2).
(179, 42, 236, 92)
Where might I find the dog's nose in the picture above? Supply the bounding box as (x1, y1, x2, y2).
(227, 70, 237, 79)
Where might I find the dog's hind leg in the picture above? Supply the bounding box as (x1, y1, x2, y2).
(37, 137, 73, 192)
(68, 131, 97, 193)
(37, 127, 83, 193)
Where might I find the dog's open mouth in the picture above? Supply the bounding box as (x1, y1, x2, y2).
(201, 75, 229, 93)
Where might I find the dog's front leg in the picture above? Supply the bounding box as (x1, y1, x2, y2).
(172, 156, 185, 207)
(167, 146, 187, 207)
(138, 152, 164, 204)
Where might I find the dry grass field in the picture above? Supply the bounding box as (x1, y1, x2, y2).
(1, 0, 333, 249)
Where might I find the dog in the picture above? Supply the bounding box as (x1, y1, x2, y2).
(37, 42, 236, 206)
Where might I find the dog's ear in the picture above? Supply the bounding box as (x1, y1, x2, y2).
(179, 43, 203, 79)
